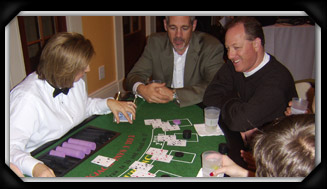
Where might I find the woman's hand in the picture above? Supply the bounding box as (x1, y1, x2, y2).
(107, 99, 136, 124)
(210, 154, 249, 177)
(32, 163, 56, 177)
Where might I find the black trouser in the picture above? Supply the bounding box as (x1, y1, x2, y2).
(219, 120, 248, 169)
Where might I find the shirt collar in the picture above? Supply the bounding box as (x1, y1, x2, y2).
(243, 52, 270, 77)
(173, 45, 189, 57)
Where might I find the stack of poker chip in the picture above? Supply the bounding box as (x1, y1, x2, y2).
(49, 138, 96, 159)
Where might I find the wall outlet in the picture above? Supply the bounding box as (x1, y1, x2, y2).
(98, 65, 105, 80)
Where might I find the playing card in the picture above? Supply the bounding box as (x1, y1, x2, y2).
(114, 112, 132, 122)
(91, 155, 116, 167)
(161, 122, 180, 131)
(144, 119, 154, 125)
(129, 161, 153, 172)
(151, 119, 163, 129)
(146, 147, 168, 156)
(157, 134, 176, 142)
(169, 124, 180, 131)
(167, 139, 187, 147)
(130, 169, 156, 177)
(150, 154, 173, 163)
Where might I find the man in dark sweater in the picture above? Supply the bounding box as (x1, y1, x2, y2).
(203, 17, 298, 170)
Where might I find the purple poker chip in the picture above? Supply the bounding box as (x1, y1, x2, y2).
(173, 119, 181, 125)
(55, 146, 85, 159)
(67, 138, 96, 150)
(49, 150, 66, 158)
(62, 142, 91, 155)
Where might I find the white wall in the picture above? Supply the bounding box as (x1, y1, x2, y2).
(7, 17, 26, 90)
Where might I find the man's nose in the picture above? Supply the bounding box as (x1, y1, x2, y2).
(227, 49, 236, 60)
(175, 28, 182, 38)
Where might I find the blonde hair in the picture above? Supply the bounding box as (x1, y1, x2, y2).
(37, 32, 95, 88)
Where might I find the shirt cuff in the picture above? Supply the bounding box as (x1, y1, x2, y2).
(21, 156, 43, 177)
(100, 98, 114, 115)
(132, 82, 144, 95)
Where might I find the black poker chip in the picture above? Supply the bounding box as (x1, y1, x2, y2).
(183, 130, 191, 139)
(175, 152, 184, 157)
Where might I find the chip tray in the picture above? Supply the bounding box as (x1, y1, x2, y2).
(35, 126, 120, 176)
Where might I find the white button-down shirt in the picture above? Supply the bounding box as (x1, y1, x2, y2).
(133, 46, 189, 94)
(171, 46, 188, 89)
(10, 72, 111, 176)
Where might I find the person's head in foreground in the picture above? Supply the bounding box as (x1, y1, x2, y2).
(254, 114, 315, 177)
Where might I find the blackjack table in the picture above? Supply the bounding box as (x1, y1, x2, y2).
(31, 98, 226, 178)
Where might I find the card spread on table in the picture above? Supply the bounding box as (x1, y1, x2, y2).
(167, 139, 187, 147)
(144, 119, 181, 131)
(145, 147, 174, 163)
(130, 169, 156, 177)
(150, 154, 173, 163)
(146, 147, 168, 156)
(157, 134, 176, 142)
(129, 161, 153, 172)
(153, 134, 187, 147)
(91, 155, 116, 167)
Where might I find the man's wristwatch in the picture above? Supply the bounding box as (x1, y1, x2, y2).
(173, 90, 177, 100)
(172, 89, 180, 104)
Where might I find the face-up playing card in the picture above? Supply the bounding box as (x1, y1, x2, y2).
(129, 161, 153, 172)
(160, 122, 179, 131)
(167, 139, 187, 147)
(157, 134, 176, 142)
(144, 119, 155, 125)
(146, 147, 168, 156)
(150, 154, 173, 163)
(130, 169, 156, 177)
(91, 155, 116, 167)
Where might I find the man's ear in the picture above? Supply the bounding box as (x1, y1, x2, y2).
(192, 19, 197, 31)
(253, 37, 262, 51)
(163, 18, 168, 31)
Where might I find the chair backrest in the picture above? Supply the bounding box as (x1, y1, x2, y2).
(295, 82, 311, 100)
(295, 80, 315, 113)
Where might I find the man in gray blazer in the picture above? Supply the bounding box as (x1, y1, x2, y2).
(125, 16, 225, 107)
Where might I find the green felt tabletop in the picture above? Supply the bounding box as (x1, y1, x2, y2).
(34, 98, 226, 177)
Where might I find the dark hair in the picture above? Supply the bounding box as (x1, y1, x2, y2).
(253, 114, 315, 177)
(225, 16, 265, 47)
(165, 16, 196, 25)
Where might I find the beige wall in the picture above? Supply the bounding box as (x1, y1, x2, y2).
(81, 16, 116, 94)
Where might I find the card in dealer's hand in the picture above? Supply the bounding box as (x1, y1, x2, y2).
(91, 155, 116, 167)
(114, 112, 133, 122)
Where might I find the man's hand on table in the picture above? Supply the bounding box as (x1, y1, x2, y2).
(137, 83, 173, 104)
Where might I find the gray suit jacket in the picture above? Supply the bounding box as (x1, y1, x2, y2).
(125, 31, 225, 107)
